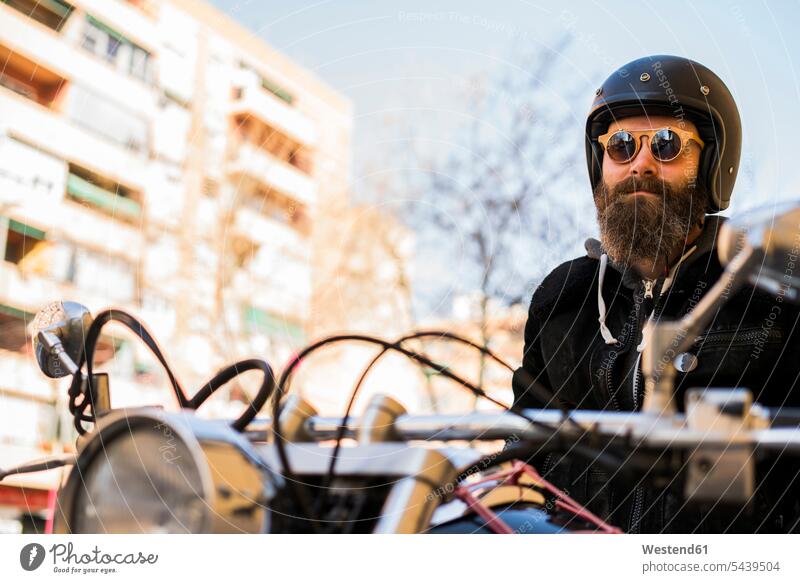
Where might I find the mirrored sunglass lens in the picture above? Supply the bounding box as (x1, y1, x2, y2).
(651, 129, 682, 161)
(606, 131, 637, 161)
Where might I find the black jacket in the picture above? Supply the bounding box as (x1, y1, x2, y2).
(512, 216, 800, 533)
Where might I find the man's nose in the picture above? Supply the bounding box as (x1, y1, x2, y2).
(627, 136, 659, 177)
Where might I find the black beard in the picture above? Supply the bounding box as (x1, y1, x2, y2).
(593, 176, 707, 270)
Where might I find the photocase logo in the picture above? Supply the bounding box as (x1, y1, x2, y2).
(20, 543, 46, 571)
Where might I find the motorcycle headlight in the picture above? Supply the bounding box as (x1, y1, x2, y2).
(55, 409, 281, 533)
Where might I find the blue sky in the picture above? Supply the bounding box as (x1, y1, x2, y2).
(209, 0, 800, 313)
(209, 0, 800, 207)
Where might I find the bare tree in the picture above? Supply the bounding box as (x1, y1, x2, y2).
(404, 36, 586, 387)
(311, 197, 414, 336)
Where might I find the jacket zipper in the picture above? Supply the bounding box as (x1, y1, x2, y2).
(630, 278, 660, 533)
(631, 280, 651, 411)
(600, 277, 658, 532)
(632, 278, 669, 411)
(605, 350, 622, 412)
(632, 354, 643, 413)
(630, 485, 644, 533)
(693, 327, 783, 347)
(541, 452, 554, 477)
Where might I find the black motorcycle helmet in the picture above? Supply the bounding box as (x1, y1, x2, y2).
(586, 55, 741, 213)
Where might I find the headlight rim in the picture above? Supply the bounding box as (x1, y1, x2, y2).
(55, 408, 217, 534)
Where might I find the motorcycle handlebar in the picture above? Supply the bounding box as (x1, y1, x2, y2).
(5, 404, 799, 484)
(242, 405, 800, 452)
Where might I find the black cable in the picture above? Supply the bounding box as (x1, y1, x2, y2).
(271, 333, 625, 529)
(63, 312, 629, 532)
(315, 331, 588, 515)
(0, 455, 76, 482)
(83, 309, 189, 404)
(70, 309, 189, 433)
(189, 358, 276, 432)
(69, 309, 273, 434)
(316, 331, 525, 513)
(272, 333, 509, 530)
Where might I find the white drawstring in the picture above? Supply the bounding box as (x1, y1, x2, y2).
(636, 320, 651, 352)
(597, 253, 619, 345)
(661, 244, 697, 294)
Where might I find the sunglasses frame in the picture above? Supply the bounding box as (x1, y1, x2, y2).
(597, 126, 705, 163)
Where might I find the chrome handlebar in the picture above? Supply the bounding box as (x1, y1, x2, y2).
(241, 391, 800, 454)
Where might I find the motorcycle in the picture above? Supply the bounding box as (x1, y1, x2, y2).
(3, 201, 800, 534)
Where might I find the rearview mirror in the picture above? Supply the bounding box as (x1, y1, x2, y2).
(31, 301, 92, 378)
(718, 200, 800, 302)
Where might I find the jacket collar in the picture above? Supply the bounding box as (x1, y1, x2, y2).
(584, 215, 726, 290)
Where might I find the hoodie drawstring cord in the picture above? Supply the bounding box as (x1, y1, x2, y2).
(597, 253, 619, 345)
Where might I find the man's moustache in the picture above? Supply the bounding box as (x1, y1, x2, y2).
(611, 178, 674, 198)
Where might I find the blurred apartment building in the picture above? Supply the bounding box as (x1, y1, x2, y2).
(0, 0, 352, 530)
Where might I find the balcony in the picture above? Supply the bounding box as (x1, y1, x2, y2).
(0, 349, 54, 403)
(66, 172, 142, 221)
(232, 206, 311, 317)
(0, 0, 73, 31)
(232, 269, 311, 321)
(7, 193, 143, 265)
(0, 87, 147, 190)
(69, 0, 158, 53)
(233, 205, 309, 253)
(0, 135, 67, 207)
(228, 142, 317, 207)
(0, 229, 141, 320)
(0, 44, 66, 107)
(0, 3, 156, 115)
(231, 74, 317, 147)
(0, 262, 58, 317)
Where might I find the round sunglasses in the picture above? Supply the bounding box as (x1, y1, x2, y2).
(598, 127, 705, 163)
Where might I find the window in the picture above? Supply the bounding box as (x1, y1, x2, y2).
(65, 165, 142, 221)
(130, 46, 150, 81)
(52, 240, 136, 302)
(65, 85, 149, 154)
(0, 303, 33, 353)
(234, 115, 313, 175)
(0, 48, 67, 106)
(240, 185, 310, 236)
(0, 71, 36, 101)
(238, 62, 294, 105)
(105, 36, 122, 62)
(261, 77, 294, 105)
(1, 0, 74, 32)
(80, 15, 153, 83)
(80, 22, 102, 52)
(1, 217, 46, 265)
(72, 246, 135, 301)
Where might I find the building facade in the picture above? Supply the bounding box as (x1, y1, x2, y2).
(0, 0, 351, 530)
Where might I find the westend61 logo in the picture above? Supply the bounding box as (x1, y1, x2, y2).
(19, 542, 158, 575)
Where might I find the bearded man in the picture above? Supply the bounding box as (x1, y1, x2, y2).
(512, 55, 800, 533)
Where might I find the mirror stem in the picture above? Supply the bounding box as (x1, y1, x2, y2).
(37, 330, 80, 377)
(641, 245, 757, 416)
